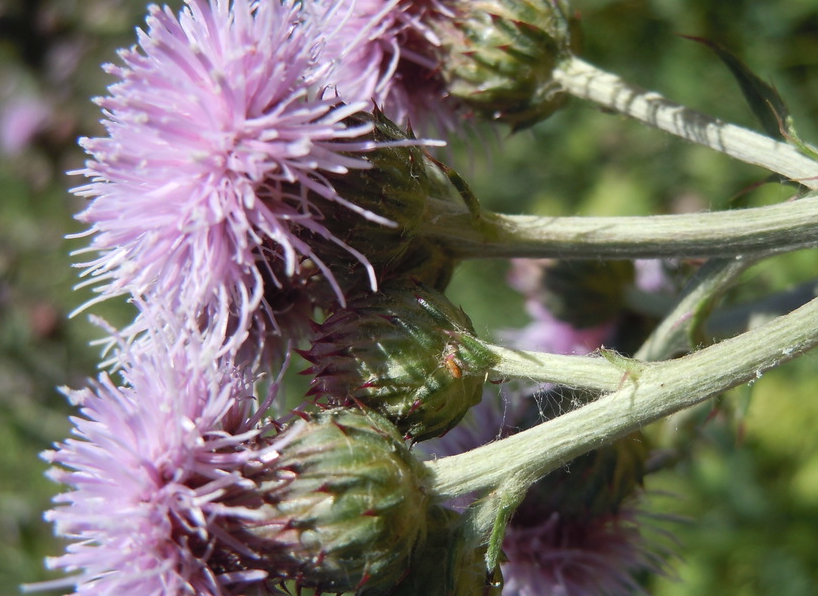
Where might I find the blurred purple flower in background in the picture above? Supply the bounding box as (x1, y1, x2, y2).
(70, 0, 398, 354)
(500, 504, 664, 596)
(0, 93, 50, 156)
(501, 300, 615, 355)
(501, 258, 675, 356)
(30, 318, 284, 595)
(501, 259, 616, 355)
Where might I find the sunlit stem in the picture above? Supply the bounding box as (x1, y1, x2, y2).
(482, 343, 628, 393)
(426, 295, 818, 499)
(553, 55, 818, 188)
(423, 194, 818, 260)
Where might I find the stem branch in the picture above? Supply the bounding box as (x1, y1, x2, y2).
(424, 195, 818, 260)
(426, 295, 818, 499)
(635, 257, 756, 361)
(553, 55, 818, 188)
(484, 344, 627, 393)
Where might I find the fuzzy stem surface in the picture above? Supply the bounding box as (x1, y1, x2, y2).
(426, 294, 818, 499)
(423, 195, 818, 260)
(484, 343, 627, 393)
(553, 55, 818, 188)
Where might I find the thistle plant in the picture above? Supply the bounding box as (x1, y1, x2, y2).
(21, 0, 818, 595)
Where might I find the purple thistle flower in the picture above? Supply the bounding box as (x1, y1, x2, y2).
(318, 0, 467, 137)
(500, 507, 663, 596)
(70, 0, 397, 354)
(28, 320, 289, 595)
(501, 259, 616, 356)
(0, 92, 51, 155)
(501, 300, 616, 355)
(501, 258, 676, 356)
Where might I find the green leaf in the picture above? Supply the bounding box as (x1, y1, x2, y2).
(681, 35, 789, 140)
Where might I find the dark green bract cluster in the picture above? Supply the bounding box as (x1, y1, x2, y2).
(302, 281, 498, 442)
(243, 408, 430, 594)
(540, 259, 637, 328)
(432, 0, 578, 129)
(307, 110, 431, 268)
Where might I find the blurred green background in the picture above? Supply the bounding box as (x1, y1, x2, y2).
(2, 0, 817, 593)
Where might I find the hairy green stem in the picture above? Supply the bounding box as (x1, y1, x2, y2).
(423, 195, 818, 260)
(553, 55, 818, 188)
(425, 295, 818, 499)
(483, 343, 627, 393)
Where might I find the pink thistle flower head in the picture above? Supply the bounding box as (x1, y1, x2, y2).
(28, 320, 289, 595)
(501, 505, 664, 596)
(71, 0, 405, 354)
(314, 0, 469, 137)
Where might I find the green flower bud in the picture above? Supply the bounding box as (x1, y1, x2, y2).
(239, 408, 430, 593)
(430, 0, 579, 129)
(301, 281, 497, 442)
(540, 259, 636, 328)
(386, 506, 503, 596)
(375, 152, 476, 291)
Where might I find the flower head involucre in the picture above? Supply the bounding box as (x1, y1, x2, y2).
(71, 0, 396, 353)
(35, 324, 285, 595)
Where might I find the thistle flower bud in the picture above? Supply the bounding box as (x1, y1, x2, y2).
(236, 408, 430, 593)
(429, 0, 579, 129)
(539, 259, 636, 328)
(388, 506, 503, 596)
(302, 281, 497, 441)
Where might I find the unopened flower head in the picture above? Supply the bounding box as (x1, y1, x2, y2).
(297, 108, 474, 294)
(34, 322, 285, 595)
(296, 109, 431, 273)
(426, 0, 579, 129)
(234, 407, 430, 594)
(302, 281, 496, 441)
(71, 0, 405, 353)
